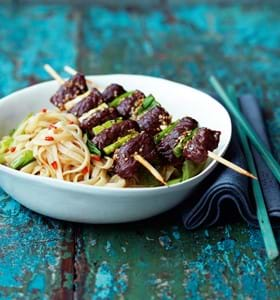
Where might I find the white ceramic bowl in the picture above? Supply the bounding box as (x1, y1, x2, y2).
(0, 74, 232, 223)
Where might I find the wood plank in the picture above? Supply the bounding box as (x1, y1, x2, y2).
(75, 221, 280, 299)
(0, 4, 80, 298)
(75, 3, 280, 299)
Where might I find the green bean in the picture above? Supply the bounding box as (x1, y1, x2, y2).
(109, 91, 134, 107)
(92, 118, 123, 135)
(103, 131, 139, 155)
(154, 121, 179, 144)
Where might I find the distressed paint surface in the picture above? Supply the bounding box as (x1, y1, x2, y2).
(0, 4, 78, 298)
(0, 1, 280, 299)
(77, 3, 280, 299)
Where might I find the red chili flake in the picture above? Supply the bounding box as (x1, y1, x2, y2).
(10, 147, 16, 153)
(45, 136, 54, 141)
(82, 166, 89, 175)
(91, 155, 101, 162)
(41, 108, 47, 113)
(68, 121, 74, 125)
(51, 161, 58, 170)
(48, 124, 57, 130)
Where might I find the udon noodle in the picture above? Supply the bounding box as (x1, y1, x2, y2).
(1, 110, 126, 187)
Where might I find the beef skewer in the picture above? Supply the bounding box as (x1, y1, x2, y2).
(114, 132, 165, 185)
(156, 117, 256, 180)
(45, 65, 117, 126)
(45, 65, 122, 137)
(64, 66, 172, 134)
(62, 66, 256, 180)
(44, 64, 167, 185)
(64, 65, 127, 103)
(62, 67, 171, 126)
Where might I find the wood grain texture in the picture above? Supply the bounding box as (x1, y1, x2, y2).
(0, 5, 78, 298)
(0, 2, 279, 299)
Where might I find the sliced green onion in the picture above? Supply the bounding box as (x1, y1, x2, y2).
(10, 150, 34, 170)
(92, 118, 123, 135)
(142, 95, 155, 109)
(87, 140, 102, 156)
(109, 91, 134, 107)
(103, 131, 139, 155)
(0, 136, 14, 154)
(154, 121, 179, 144)
(136, 95, 154, 115)
(136, 95, 160, 117)
(173, 128, 198, 158)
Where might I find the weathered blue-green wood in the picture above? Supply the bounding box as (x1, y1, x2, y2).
(75, 3, 280, 299)
(0, 2, 280, 299)
(0, 5, 78, 298)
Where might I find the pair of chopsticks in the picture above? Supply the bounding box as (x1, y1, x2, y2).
(210, 76, 279, 260)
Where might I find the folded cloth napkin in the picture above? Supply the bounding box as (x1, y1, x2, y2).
(239, 94, 280, 222)
(182, 94, 280, 230)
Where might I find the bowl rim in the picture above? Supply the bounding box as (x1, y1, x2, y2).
(0, 73, 232, 193)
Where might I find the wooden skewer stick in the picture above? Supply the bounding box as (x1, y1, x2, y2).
(44, 64, 166, 185)
(208, 151, 257, 180)
(44, 64, 65, 84)
(64, 65, 95, 86)
(46, 65, 254, 183)
(134, 154, 167, 186)
(64, 65, 79, 76)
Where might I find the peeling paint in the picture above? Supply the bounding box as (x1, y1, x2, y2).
(159, 235, 173, 250)
(0, 2, 280, 299)
(0, 4, 77, 297)
(92, 262, 129, 300)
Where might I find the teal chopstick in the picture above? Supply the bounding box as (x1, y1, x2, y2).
(228, 86, 279, 260)
(209, 76, 280, 185)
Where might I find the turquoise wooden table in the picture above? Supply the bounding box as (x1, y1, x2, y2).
(0, 1, 280, 299)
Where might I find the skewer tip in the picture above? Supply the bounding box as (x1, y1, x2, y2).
(43, 64, 64, 84)
(248, 173, 258, 180)
(64, 65, 77, 75)
(43, 64, 51, 71)
(208, 151, 257, 180)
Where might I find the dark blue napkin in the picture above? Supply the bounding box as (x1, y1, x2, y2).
(239, 94, 280, 221)
(182, 95, 280, 229)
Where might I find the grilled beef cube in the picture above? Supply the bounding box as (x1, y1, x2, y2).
(183, 127, 221, 164)
(50, 73, 88, 110)
(80, 107, 119, 132)
(69, 88, 104, 117)
(103, 84, 126, 103)
(117, 90, 145, 118)
(157, 117, 198, 166)
(114, 132, 158, 179)
(91, 120, 139, 150)
(137, 106, 171, 136)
